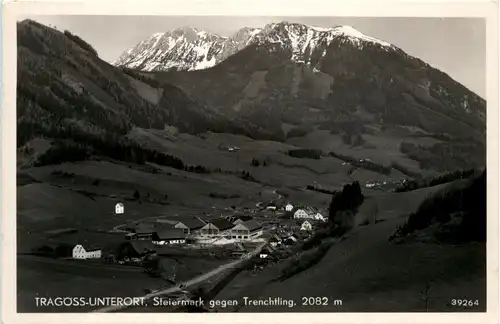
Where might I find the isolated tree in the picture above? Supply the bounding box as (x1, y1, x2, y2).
(251, 158, 260, 167)
(328, 181, 364, 226)
(133, 189, 140, 200)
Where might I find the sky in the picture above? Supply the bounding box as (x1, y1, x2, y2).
(19, 15, 486, 97)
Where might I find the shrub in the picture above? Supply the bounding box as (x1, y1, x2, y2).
(209, 192, 241, 199)
(287, 149, 322, 160)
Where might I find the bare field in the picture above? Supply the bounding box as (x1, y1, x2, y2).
(286, 129, 426, 175)
(18, 131, 404, 234)
(17, 255, 164, 312)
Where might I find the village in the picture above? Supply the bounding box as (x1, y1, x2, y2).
(27, 198, 329, 304)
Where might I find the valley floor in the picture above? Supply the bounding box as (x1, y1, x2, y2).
(15, 132, 487, 313)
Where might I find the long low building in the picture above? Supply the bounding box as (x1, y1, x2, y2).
(173, 217, 206, 234)
(231, 219, 263, 240)
(152, 228, 187, 245)
(199, 218, 235, 238)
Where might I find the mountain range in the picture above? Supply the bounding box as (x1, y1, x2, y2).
(113, 22, 396, 72)
(17, 19, 486, 173)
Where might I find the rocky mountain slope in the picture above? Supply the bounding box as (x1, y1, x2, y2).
(17, 19, 279, 155)
(112, 26, 262, 71)
(113, 22, 397, 72)
(144, 21, 486, 172)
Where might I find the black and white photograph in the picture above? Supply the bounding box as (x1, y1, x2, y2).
(2, 0, 499, 321)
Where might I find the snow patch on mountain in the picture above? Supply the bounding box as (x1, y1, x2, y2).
(113, 21, 396, 72)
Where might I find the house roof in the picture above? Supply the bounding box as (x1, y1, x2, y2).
(304, 207, 316, 214)
(155, 228, 186, 240)
(77, 243, 101, 251)
(176, 217, 206, 229)
(134, 224, 155, 234)
(232, 215, 253, 223)
(209, 218, 235, 231)
(129, 241, 157, 255)
(155, 219, 179, 225)
(242, 219, 262, 232)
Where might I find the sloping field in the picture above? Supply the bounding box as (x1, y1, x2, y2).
(214, 183, 486, 312)
(286, 130, 426, 174)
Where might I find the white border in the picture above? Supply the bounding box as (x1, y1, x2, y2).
(2, 1, 499, 324)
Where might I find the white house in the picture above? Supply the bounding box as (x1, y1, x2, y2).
(314, 212, 327, 222)
(285, 203, 294, 212)
(72, 244, 102, 259)
(301, 220, 313, 231)
(115, 202, 124, 215)
(294, 209, 316, 219)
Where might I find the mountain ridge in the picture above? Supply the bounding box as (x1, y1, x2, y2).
(113, 22, 399, 74)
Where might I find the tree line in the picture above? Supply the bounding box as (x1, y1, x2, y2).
(395, 168, 476, 192)
(287, 149, 323, 160)
(392, 169, 486, 243)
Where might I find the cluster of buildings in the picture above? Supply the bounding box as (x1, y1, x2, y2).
(263, 201, 327, 221)
(39, 198, 328, 263)
(291, 207, 327, 222)
(124, 215, 265, 245)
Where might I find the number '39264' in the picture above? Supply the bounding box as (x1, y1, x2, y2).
(451, 299, 479, 307)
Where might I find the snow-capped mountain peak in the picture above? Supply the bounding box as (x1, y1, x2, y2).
(113, 21, 396, 72)
(331, 25, 393, 48)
